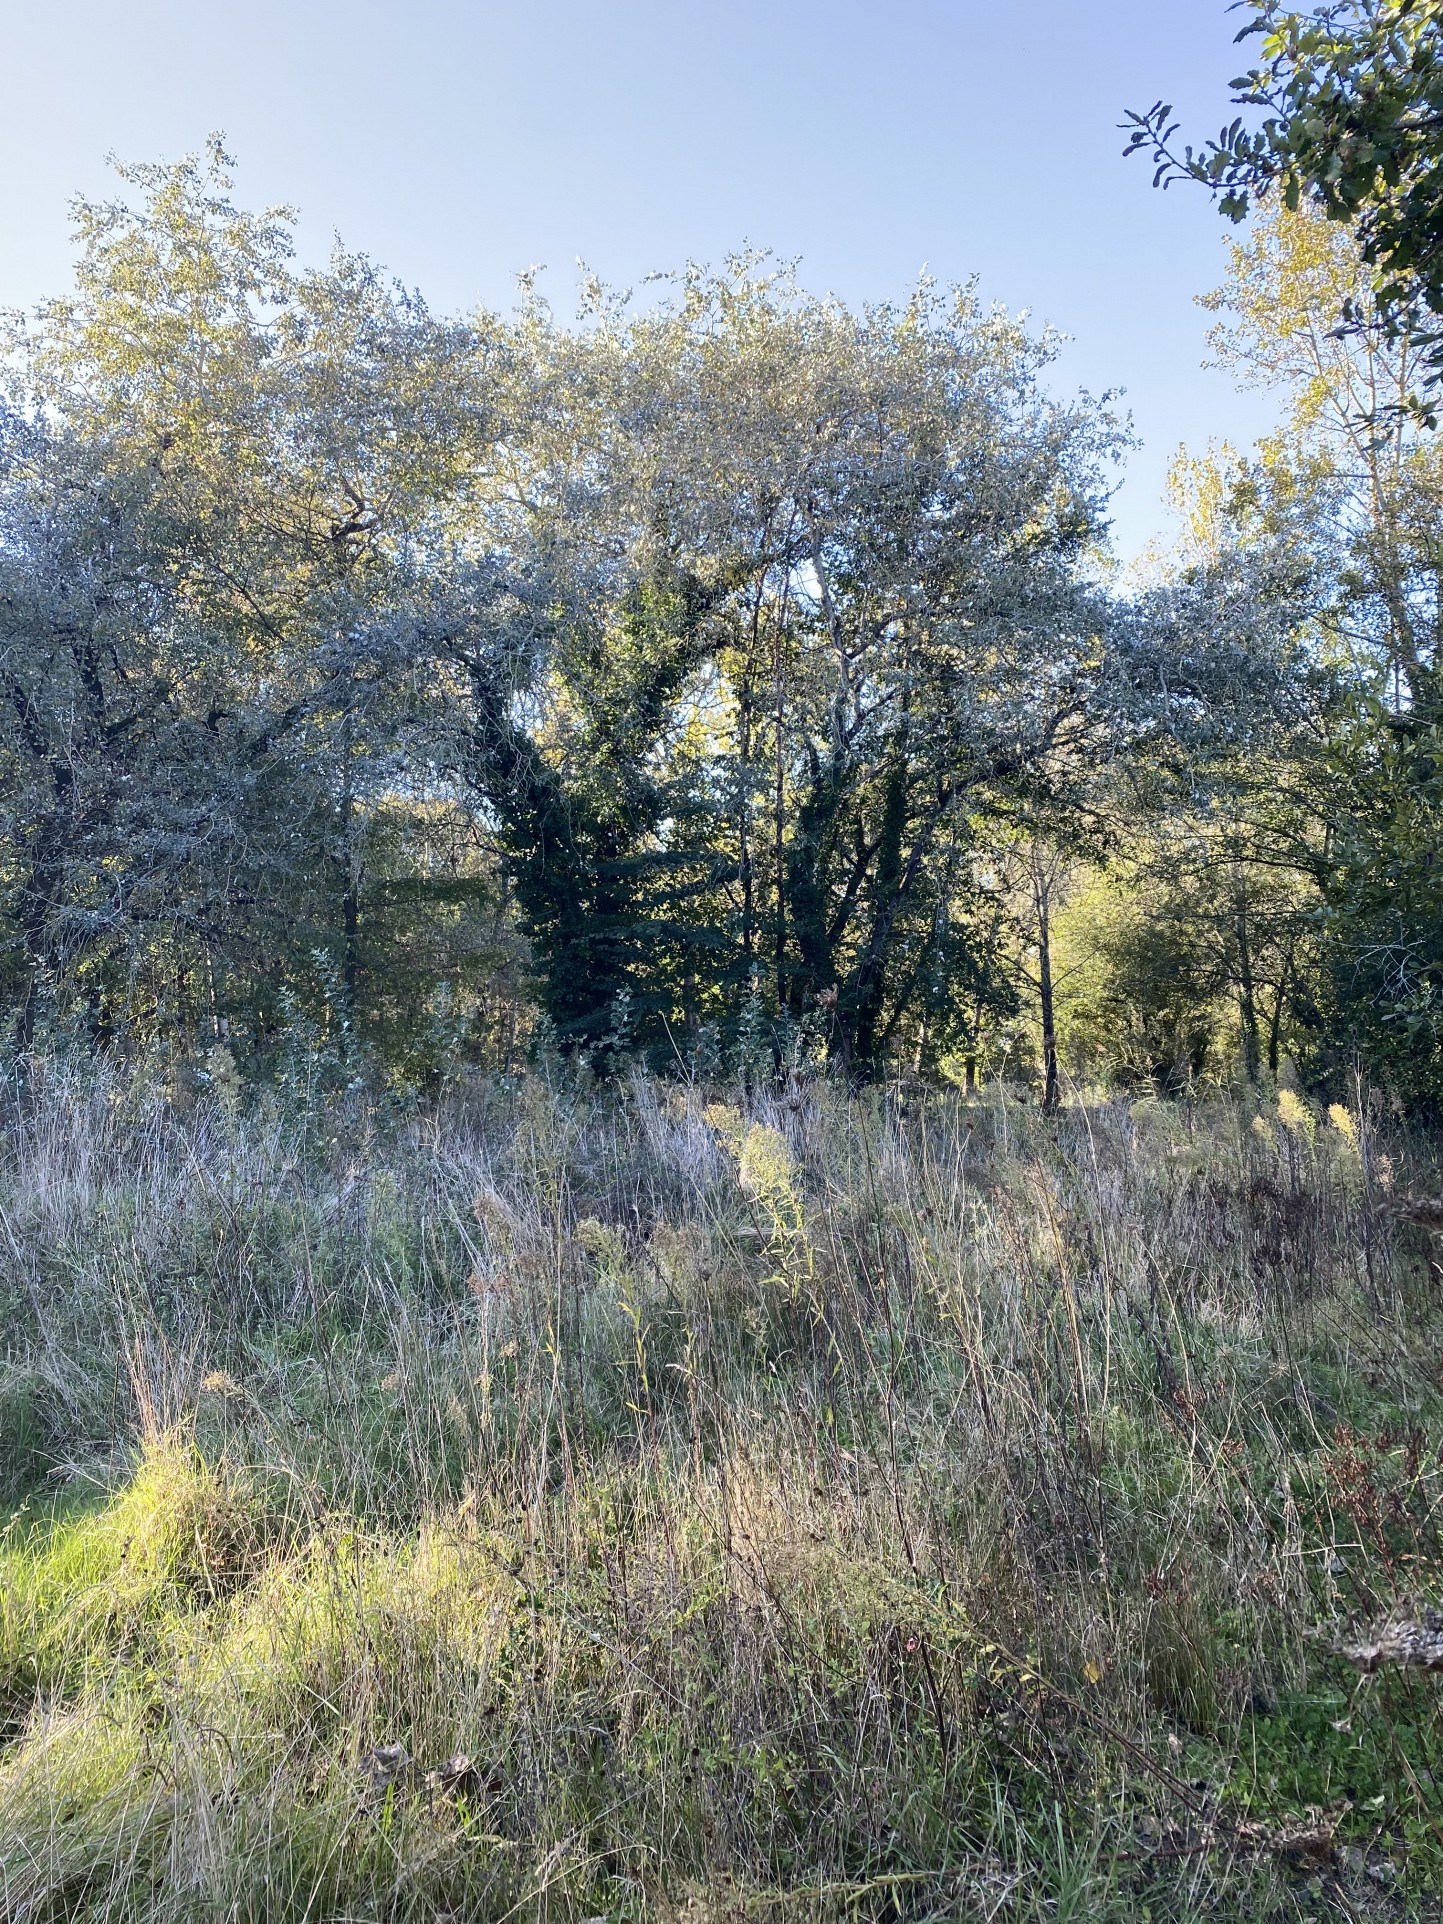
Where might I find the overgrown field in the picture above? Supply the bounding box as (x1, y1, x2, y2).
(0, 1064, 1440, 1921)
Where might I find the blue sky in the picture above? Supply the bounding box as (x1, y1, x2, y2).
(4, 0, 1278, 558)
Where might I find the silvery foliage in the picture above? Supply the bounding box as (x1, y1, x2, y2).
(0, 414, 265, 1010)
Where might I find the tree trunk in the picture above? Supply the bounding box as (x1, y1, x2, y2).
(1234, 868, 1261, 1085)
(848, 754, 908, 1075)
(783, 753, 846, 1022)
(737, 663, 754, 969)
(1267, 948, 1291, 1080)
(15, 772, 74, 1055)
(772, 626, 788, 1014)
(1033, 850, 1060, 1116)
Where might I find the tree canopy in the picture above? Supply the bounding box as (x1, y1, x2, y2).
(1, 143, 1436, 1108)
(1127, 1, 1443, 407)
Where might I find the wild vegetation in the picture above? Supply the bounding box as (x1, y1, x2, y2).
(3, 6, 1443, 1915)
(0, 1061, 1440, 1922)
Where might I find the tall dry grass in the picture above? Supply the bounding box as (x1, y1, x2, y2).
(0, 1058, 1439, 1921)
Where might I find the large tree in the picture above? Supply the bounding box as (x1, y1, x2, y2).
(1, 144, 514, 1065)
(434, 263, 1139, 1074)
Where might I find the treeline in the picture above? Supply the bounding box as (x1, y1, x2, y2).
(0, 147, 1437, 1103)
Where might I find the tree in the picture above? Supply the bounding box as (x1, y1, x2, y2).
(1116, 201, 1443, 1106)
(1127, 1, 1443, 408)
(2, 143, 513, 1068)
(0, 421, 252, 1049)
(1054, 861, 1227, 1092)
(438, 262, 1170, 1078)
(402, 262, 1123, 1072)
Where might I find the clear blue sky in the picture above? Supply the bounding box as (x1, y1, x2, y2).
(3, 0, 1278, 558)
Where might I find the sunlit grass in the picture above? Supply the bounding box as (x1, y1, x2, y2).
(0, 1062, 1439, 1919)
